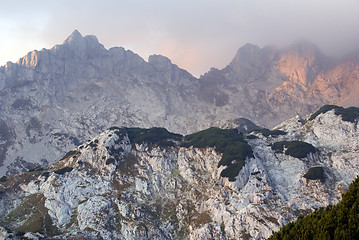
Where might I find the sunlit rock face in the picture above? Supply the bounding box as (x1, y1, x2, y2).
(199, 40, 359, 129)
(0, 30, 359, 175)
(0, 109, 358, 239)
(0, 31, 200, 175)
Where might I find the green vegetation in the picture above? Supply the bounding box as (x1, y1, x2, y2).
(220, 163, 245, 180)
(54, 167, 73, 175)
(335, 107, 359, 123)
(304, 166, 325, 181)
(41, 172, 50, 180)
(309, 105, 359, 123)
(108, 146, 124, 157)
(111, 127, 253, 180)
(271, 141, 316, 158)
(181, 127, 242, 149)
(309, 105, 340, 120)
(246, 135, 258, 139)
(28, 167, 44, 172)
(106, 158, 116, 165)
(114, 127, 183, 147)
(89, 141, 97, 148)
(181, 127, 253, 181)
(109, 126, 121, 130)
(1, 194, 59, 236)
(117, 153, 139, 176)
(268, 176, 359, 240)
(252, 128, 287, 137)
(60, 150, 77, 160)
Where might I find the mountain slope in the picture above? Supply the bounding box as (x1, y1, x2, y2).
(1, 30, 359, 176)
(0, 106, 358, 239)
(268, 176, 359, 240)
(199, 41, 359, 127)
(0, 30, 200, 175)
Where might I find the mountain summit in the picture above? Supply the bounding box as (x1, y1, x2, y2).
(64, 29, 83, 43)
(0, 31, 358, 175)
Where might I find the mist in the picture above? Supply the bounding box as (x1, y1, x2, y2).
(1, 0, 359, 76)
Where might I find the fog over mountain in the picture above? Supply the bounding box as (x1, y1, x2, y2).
(1, 0, 359, 76)
(0, 30, 358, 176)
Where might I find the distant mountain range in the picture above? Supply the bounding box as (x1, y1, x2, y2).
(0, 30, 358, 174)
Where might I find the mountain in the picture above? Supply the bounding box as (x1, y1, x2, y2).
(0, 30, 200, 175)
(0, 106, 358, 239)
(269, 176, 359, 239)
(198, 40, 359, 126)
(1, 30, 359, 175)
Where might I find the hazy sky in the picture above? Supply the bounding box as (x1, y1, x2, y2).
(1, 0, 359, 76)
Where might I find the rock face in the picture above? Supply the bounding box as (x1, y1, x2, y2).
(0, 108, 358, 239)
(198, 41, 359, 126)
(0, 31, 199, 175)
(0, 30, 359, 175)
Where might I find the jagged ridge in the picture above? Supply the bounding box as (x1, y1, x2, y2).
(0, 105, 358, 239)
(1, 30, 359, 177)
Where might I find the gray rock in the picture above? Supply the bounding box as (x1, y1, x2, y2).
(0, 30, 358, 175)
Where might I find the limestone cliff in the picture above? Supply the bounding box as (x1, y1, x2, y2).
(0, 107, 358, 239)
(0, 30, 358, 176)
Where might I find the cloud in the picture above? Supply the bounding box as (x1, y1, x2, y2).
(0, 0, 359, 76)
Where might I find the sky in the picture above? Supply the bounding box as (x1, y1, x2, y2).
(0, 0, 359, 77)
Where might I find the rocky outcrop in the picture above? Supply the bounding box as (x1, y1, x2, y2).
(199, 41, 359, 128)
(0, 108, 358, 239)
(0, 30, 359, 175)
(0, 31, 199, 175)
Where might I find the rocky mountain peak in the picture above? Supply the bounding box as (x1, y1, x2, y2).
(227, 43, 276, 80)
(63, 29, 83, 44)
(55, 30, 105, 58)
(16, 49, 39, 67)
(277, 39, 327, 69)
(230, 43, 261, 67)
(285, 39, 322, 56)
(148, 54, 172, 70)
(273, 40, 328, 86)
(0, 31, 359, 179)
